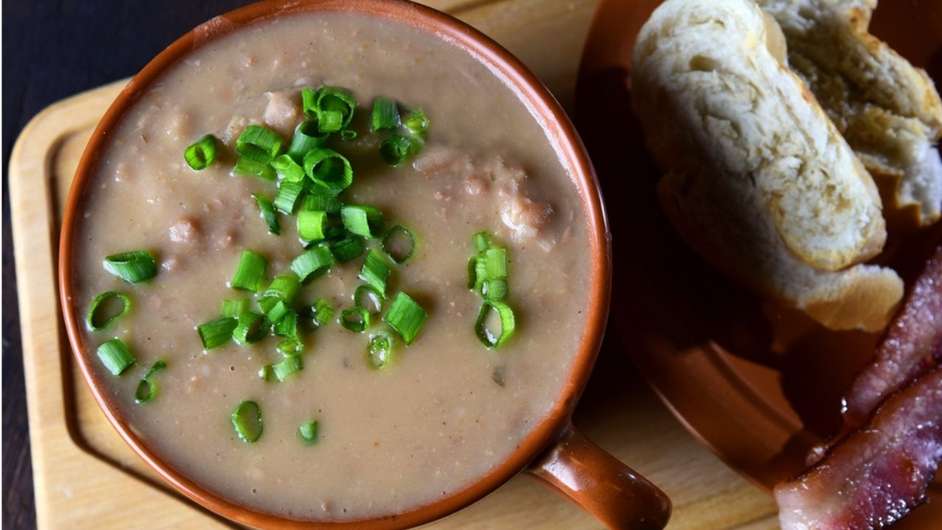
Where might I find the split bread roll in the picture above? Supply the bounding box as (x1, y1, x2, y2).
(758, 0, 942, 228)
(632, 0, 903, 331)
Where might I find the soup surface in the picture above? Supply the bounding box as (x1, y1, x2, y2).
(71, 10, 591, 520)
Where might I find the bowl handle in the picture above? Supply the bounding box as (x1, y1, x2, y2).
(526, 423, 672, 529)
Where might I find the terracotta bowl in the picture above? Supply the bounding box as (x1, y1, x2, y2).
(58, 0, 670, 528)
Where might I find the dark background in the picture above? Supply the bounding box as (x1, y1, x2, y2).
(2, 2, 252, 528)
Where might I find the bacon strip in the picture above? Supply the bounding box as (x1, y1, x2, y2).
(843, 246, 942, 427)
(775, 367, 942, 530)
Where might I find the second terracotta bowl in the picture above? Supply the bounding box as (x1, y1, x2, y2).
(58, 1, 670, 528)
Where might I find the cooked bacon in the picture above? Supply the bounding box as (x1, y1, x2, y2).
(775, 367, 942, 530)
(843, 246, 942, 428)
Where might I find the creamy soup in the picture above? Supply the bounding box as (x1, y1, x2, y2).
(71, 11, 590, 521)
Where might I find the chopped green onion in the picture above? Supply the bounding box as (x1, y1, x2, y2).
(252, 193, 280, 235)
(470, 256, 487, 292)
(340, 129, 358, 141)
(235, 124, 283, 162)
(304, 147, 353, 195)
(231, 400, 263, 443)
(257, 295, 278, 316)
(273, 355, 303, 381)
(358, 249, 390, 296)
(384, 292, 427, 345)
(484, 247, 508, 280)
(197, 317, 237, 349)
(274, 180, 305, 214)
(96, 338, 136, 376)
(379, 134, 421, 166)
(287, 119, 328, 160)
(403, 108, 430, 138)
(370, 96, 400, 132)
(311, 298, 334, 327)
(341, 205, 383, 238)
(312, 86, 357, 133)
(233, 311, 267, 346)
(265, 300, 289, 324)
(277, 338, 303, 355)
(473, 231, 491, 252)
(302, 190, 342, 214)
(298, 419, 319, 445)
(354, 284, 384, 315)
(230, 250, 267, 292)
(274, 310, 298, 338)
(382, 225, 416, 264)
(271, 154, 305, 182)
(329, 234, 366, 262)
(233, 156, 276, 180)
(290, 244, 335, 282)
(340, 307, 370, 332)
(475, 301, 516, 349)
(103, 250, 157, 283)
(220, 299, 249, 318)
(481, 279, 508, 301)
(367, 333, 393, 369)
(262, 274, 300, 304)
(184, 134, 218, 170)
(85, 291, 131, 331)
(297, 210, 328, 242)
(301, 87, 318, 118)
(258, 365, 274, 381)
(135, 360, 167, 404)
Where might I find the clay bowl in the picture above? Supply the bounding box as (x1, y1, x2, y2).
(58, 0, 670, 528)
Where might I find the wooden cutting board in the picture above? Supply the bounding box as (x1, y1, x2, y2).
(7, 0, 779, 528)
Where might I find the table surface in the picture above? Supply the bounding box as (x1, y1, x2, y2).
(1, 3, 269, 528)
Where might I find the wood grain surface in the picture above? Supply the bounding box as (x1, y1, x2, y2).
(7, 0, 779, 528)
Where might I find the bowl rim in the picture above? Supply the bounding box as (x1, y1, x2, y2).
(58, 0, 612, 528)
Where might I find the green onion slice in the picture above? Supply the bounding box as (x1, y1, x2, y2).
(274, 180, 305, 214)
(304, 147, 353, 195)
(473, 231, 492, 252)
(341, 205, 383, 238)
(252, 193, 280, 235)
(235, 124, 283, 162)
(271, 153, 305, 183)
(329, 234, 366, 262)
(290, 244, 335, 282)
(379, 134, 422, 166)
(97, 338, 136, 376)
(340, 307, 370, 333)
(277, 337, 303, 355)
(481, 279, 508, 301)
(367, 333, 394, 369)
(311, 298, 334, 328)
(274, 310, 298, 338)
(358, 249, 390, 296)
(262, 274, 300, 304)
(265, 300, 289, 324)
(298, 419, 319, 445)
(220, 299, 249, 318)
(475, 301, 516, 349)
(354, 284, 384, 315)
(233, 156, 276, 181)
(467, 257, 480, 290)
(103, 250, 157, 283)
(85, 291, 131, 331)
(230, 250, 267, 292)
(403, 108, 430, 138)
(312, 86, 357, 133)
(384, 292, 427, 345)
(184, 134, 218, 170)
(301, 87, 318, 118)
(273, 355, 303, 381)
(134, 359, 167, 404)
(382, 225, 416, 264)
(370, 96, 400, 132)
(231, 400, 263, 443)
(297, 209, 328, 242)
(288, 119, 328, 160)
(198, 317, 238, 349)
(233, 311, 267, 346)
(302, 189, 342, 214)
(484, 247, 508, 279)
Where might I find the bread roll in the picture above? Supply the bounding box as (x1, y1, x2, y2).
(758, 0, 942, 227)
(633, 0, 903, 331)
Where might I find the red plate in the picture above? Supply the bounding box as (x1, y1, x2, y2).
(574, 0, 942, 527)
